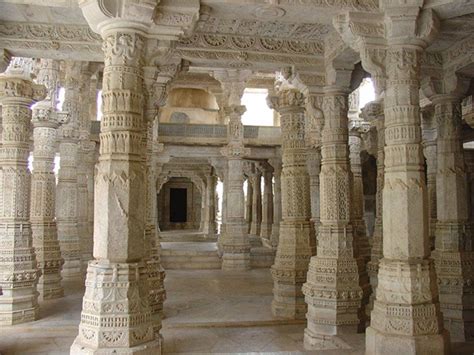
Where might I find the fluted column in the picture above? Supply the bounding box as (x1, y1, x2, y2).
(57, 61, 81, 280)
(260, 165, 274, 241)
(422, 105, 437, 250)
(30, 58, 65, 300)
(431, 94, 474, 341)
(366, 5, 447, 353)
(0, 58, 45, 325)
(71, 28, 161, 353)
(249, 168, 262, 236)
(269, 158, 282, 248)
(303, 87, 364, 347)
(270, 89, 312, 319)
(363, 100, 385, 320)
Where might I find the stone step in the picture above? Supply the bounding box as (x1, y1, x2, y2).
(161, 242, 222, 270)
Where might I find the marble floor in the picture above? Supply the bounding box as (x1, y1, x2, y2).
(1, 268, 474, 354)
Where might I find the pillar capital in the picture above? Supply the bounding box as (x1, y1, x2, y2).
(268, 89, 305, 114)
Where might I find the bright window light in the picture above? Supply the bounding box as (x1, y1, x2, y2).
(358, 78, 375, 110)
(97, 90, 103, 121)
(241, 88, 274, 126)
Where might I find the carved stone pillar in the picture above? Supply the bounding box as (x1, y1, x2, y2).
(203, 174, 217, 237)
(30, 58, 65, 300)
(431, 94, 474, 341)
(0, 58, 45, 325)
(362, 100, 385, 320)
(269, 158, 282, 248)
(422, 105, 437, 250)
(349, 124, 370, 263)
(70, 28, 161, 353)
(366, 5, 448, 353)
(249, 168, 262, 236)
(260, 164, 274, 241)
(215, 69, 251, 270)
(303, 87, 364, 347)
(245, 176, 253, 233)
(220, 105, 250, 270)
(270, 89, 312, 319)
(57, 61, 81, 280)
(81, 140, 96, 269)
(306, 150, 320, 256)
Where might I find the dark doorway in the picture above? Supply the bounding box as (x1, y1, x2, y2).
(170, 188, 187, 223)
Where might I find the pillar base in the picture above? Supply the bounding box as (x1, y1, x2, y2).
(366, 326, 449, 355)
(303, 328, 351, 350)
(71, 338, 161, 355)
(0, 303, 39, 326)
(271, 278, 307, 319)
(38, 281, 64, 300)
(72, 260, 161, 354)
(222, 251, 250, 270)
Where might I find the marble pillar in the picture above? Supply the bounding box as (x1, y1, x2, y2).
(269, 158, 282, 249)
(30, 58, 65, 300)
(270, 89, 312, 319)
(303, 87, 365, 347)
(366, 5, 448, 353)
(422, 105, 438, 250)
(220, 105, 251, 270)
(0, 58, 45, 325)
(249, 168, 262, 236)
(203, 174, 218, 237)
(260, 165, 274, 241)
(349, 124, 371, 263)
(71, 30, 161, 353)
(363, 100, 385, 320)
(57, 61, 81, 280)
(432, 94, 474, 341)
(245, 176, 253, 233)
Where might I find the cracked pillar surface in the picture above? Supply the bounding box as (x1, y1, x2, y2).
(269, 89, 312, 319)
(303, 84, 365, 348)
(30, 58, 65, 300)
(0, 58, 45, 325)
(366, 3, 448, 353)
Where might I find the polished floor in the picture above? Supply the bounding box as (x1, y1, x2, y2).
(1, 267, 473, 354)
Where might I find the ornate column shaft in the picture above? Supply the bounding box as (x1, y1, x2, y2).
(216, 69, 252, 270)
(363, 100, 385, 320)
(71, 28, 160, 353)
(260, 165, 274, 241)
(203, 173, 217, 237)
(366, 4, 448, 353)
(432, 94, 474, 341)
(220, 105, 250, 270)
(270, 89, 312, 319)
(30, 58, 65, 300)
(0, 58, 45, 325)
(245, 176, 253, 233)
(422, 105, 437, 250)
(349, 125, 370, 263)
(303, 87, 364, 347)
(57, 61, 82, 280)
(269, 158, 282, 249)
(249, 168, 262, 236)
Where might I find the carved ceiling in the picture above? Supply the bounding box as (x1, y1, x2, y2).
(0, 0, 474, 81)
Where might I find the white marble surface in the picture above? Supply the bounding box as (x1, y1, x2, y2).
(1, 269, 472, 354)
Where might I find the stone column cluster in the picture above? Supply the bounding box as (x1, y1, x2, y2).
(0, 58, 46, 325)
(269, 89, 312, 319)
